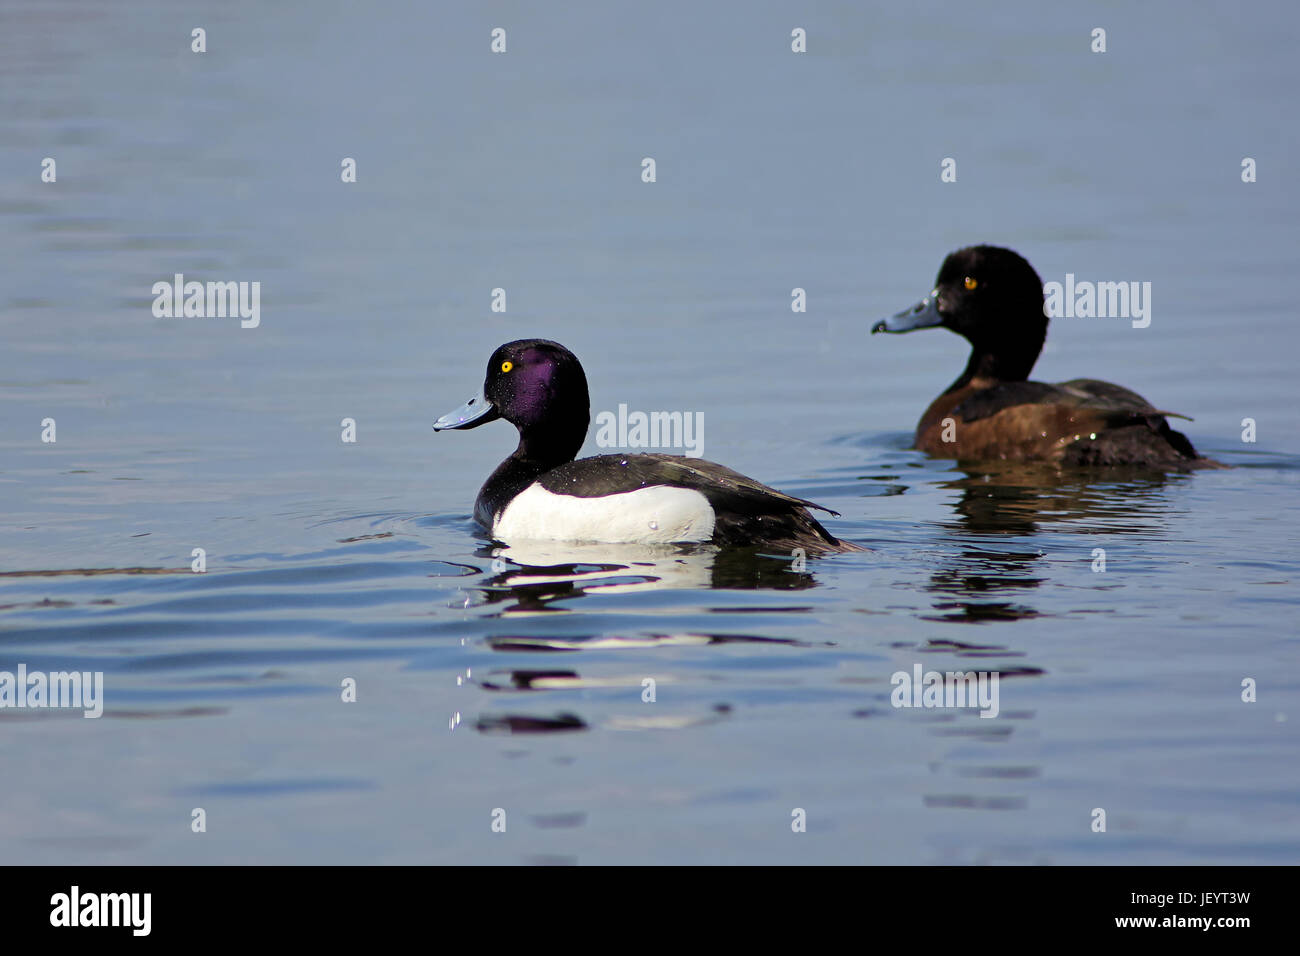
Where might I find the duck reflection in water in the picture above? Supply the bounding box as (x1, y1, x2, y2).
(469, 538, 825, 616)
(458, 540, 822, 735)
(923, 462, 1181, 623)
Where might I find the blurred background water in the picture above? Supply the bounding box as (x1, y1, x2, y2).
(1, 0, 1297, 864)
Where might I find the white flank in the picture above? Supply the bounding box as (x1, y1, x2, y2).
(493, 483, 716, 544)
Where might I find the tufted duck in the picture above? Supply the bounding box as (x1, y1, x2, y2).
(435, 339, 863, 552)
(872, 246, 1222, 468)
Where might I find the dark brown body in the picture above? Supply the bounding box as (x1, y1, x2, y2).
(914, 376, 1221, 469)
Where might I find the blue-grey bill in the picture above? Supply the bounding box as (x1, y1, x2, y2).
(434, 390, 500, 431)
(872, 292, 943, 334)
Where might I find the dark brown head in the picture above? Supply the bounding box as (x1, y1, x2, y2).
(873, 245, 1048, 381)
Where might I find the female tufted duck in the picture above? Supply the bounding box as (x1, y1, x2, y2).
(872, 245, 1221, 468)
(434, 339, 862, 553)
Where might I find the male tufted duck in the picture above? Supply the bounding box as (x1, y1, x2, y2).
(435, 340, 862, 553)
(872, 245, 1221, 468)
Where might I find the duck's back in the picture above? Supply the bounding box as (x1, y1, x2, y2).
(508, 453, 859, 553)
(917, 377, 1221, 469)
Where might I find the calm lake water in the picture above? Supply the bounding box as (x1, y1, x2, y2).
(2, 1, 1298, 864)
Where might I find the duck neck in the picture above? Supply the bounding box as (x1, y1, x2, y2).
(945, 335, 1043, 393)
(475, 420, 587, 526)
(514, 418, 587, 472)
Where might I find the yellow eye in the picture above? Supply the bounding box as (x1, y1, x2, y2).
(500, 360, 513, 373)
(964, 276, 978, 291)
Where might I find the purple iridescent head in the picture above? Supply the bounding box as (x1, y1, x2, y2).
(434, 340, 591, 449)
